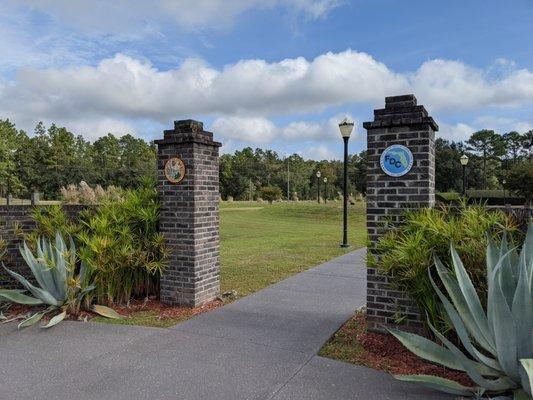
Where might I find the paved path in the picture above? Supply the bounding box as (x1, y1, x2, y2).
(0, 248, 451, 399)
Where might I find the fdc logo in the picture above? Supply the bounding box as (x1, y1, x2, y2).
(380, 144, 414, 177)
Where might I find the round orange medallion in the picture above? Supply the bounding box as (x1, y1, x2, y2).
(164, 157, 186, 184)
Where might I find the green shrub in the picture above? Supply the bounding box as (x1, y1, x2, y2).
(372, 203, 519, 334)
(435, 192, 461, 203)
(260, 186, 282, 204)
(77, 186, 169, 305)
(390, 224, 533, 398)
(23, 186, 168, 306)
(466, 189, 525, 206)
(506, 161, 533, 205)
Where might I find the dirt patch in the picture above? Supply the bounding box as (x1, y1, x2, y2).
(319, 311, 474, 387)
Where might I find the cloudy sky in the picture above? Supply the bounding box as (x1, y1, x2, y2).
(0, 0, 532, 159)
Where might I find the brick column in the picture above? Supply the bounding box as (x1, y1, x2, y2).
(155, 120, 222, 307)
(364, 94, 438, 332)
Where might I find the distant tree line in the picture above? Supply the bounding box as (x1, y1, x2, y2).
(0, 120, 156, 199)
(435, 130, 532, 196)
(1, 119, 531, 201)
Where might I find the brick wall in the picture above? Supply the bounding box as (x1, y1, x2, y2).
(364, 94, 438, 332)
(0, 205, 86, 288)
(155, 120, 222, 307)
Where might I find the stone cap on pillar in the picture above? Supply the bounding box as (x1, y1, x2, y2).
(363, 94, 438, 131)
(155, 119, 222, 147)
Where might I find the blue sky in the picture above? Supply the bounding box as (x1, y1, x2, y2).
(0, 0, 532, 159)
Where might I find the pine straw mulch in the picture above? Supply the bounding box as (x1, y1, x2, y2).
(319, 311, 474, 387)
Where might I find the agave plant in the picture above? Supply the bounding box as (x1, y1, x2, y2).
(0, 232, 121, 329)
(389, 223, 533, 399)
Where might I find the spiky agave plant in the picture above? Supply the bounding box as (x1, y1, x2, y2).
(388, 223, 533, 399)
(0, 232, 121, 329)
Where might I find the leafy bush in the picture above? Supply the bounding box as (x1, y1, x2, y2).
(0, 233, 120, 329)
(435, 192, 461, 203)
(389, 224, 533, 399)
(506, 161, 533, 205)
(76, 185, 168, 305)
(22, 185, 168, 306)
(373, 203, 519, 334)
(260, 186, 282, 204)
(466, 190, 525, 206)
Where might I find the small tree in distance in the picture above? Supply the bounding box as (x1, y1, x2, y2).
(260, 186, 282, 204)
(506, 161, 533, 206)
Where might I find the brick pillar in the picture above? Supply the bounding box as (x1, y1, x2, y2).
(155, 120, 222, 307)
(364, 94, 438, 332)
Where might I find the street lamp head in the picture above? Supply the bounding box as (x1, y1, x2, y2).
(316, 170, 321, 178)
(460, 154, 469, 166)
(338, 117, 354, 139)
(323, 177, 327, 183)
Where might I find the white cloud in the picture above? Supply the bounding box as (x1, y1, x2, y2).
(8, 0, 341, 34)
(439, 122, 476, 142)
(212, 116, 278, 143)
(474, 116, 532, 133)
(300, 144, 337, 160)
(439, 117, 533, 143)
(0, 50, 532, 144)
(0, 50, 407, 126)
(410, 59, 533, 110)
(211, 114, 358, 144)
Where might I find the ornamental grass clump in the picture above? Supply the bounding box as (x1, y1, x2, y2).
(0, 233, 120, 329)
(389, 224, 533, 399)
(373, 203, 518, 334)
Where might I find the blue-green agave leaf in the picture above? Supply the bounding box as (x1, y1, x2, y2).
(1, 262, 62, 306)
(17, 311, 46, 330)
(41, 310, 66, 329)
(519, 359, 533, 396)
(450, 245, 495, 352)
(512, 251, 533, 359)
(435, 257, 497, 356)
(429, 269, 501, 374)
(387, 328, 465, 372)
(429, 321, 516, 392)
(488, 264, 520, 381)
(0, 290, 43, 305)
(393, 374, 474, 396)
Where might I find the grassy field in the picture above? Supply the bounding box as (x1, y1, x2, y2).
(220, 200, 366, 297)
(94, 200, 366, 326)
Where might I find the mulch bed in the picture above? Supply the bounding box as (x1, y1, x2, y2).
(2, 298, 224, 325)
(320, 312, 474, 387)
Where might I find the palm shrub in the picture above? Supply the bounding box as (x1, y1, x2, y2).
(389, 224, 533, 399)
(76, 186, 168, 305)
(0, 233, 120, 329)
(372, 203, 518, 334)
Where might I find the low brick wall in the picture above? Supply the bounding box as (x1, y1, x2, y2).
(0, 205, 86, 288)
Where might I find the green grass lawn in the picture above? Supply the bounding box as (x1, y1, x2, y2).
(220, 200, 366, 297)
(93, 200, 366, 326)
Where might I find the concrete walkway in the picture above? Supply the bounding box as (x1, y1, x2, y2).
(0, 248, 451, 399)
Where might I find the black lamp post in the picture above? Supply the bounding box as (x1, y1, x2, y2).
(323, 177, 328, 204)
(316, 170, 321, 203)
(460, 154, 469, 196)
(339, 118, 354, 248)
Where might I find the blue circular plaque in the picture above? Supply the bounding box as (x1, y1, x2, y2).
(380, 145, 414, 177)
